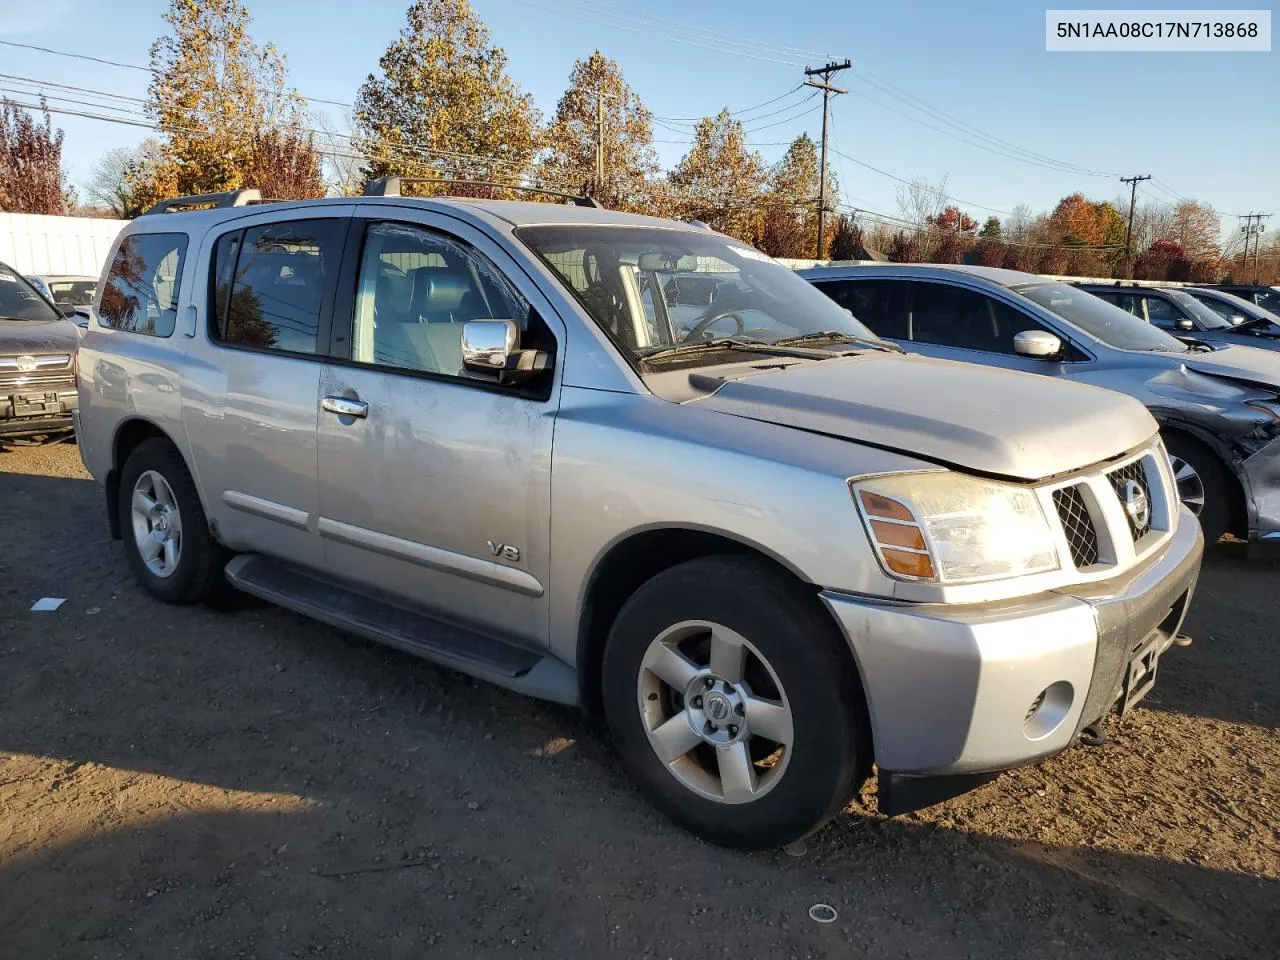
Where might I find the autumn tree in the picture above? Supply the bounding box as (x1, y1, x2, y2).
(1135, 238, 1191, 281)
(978, 216, 1001, 240)
(756, 204, 808, 259)
(758, 134, 835, 256)
(0, 98, 73, 215)
(537, 51, 658, 209)
(243, 128, 325, 200)
(1166, 200, 1220, 263)
(355, 0, 540, 192)
(666, 109, 766, 243)
(828, 214, 863, 261)
(134, 0, 322, 204)
(927, 205, 978, 234)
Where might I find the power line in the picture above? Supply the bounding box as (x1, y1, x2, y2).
(828, 146, 1014, 216)
(653, 85, 806, 123)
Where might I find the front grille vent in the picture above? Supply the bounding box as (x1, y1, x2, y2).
(1108, 460, 1153, 541)
(1052, 484, 1100, 568)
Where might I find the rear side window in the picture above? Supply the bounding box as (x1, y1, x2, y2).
(208, 219, 344, 355)
(99, 232, 188, 336)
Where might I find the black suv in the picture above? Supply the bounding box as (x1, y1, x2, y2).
(0, 260, 80, 438)
(1076, 282, 1280, 352)
(1212, 284, 1280, 314)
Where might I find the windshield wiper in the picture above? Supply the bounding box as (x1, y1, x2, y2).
(638, 337, 855, 364)
(772, 330, 904, 353)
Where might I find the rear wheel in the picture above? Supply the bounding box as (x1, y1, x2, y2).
(119, 439, 230, 604)
(1163, 433, 1230, 543)
(602, 555, 869, 849)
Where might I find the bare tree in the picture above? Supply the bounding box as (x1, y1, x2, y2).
(85, 145, 148, 218)
(1004, 204, 1033, 243)
(895, 174, 948, 229)
(313, 110, 363, 196)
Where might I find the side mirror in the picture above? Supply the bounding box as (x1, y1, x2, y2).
(1176, 318, 1195, 331)
(1013, 330, 1062, 358)
(59, 305, 76, 319)
(461, 319, 552, 386)
(1230, 314, 1247, 326)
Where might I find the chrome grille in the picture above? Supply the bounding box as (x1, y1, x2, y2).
(1052, 484, 1099, 568)
(1108, 460, 1153, 541)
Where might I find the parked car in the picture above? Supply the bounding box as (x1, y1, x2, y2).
(1075, 282, 1280, 353)
(25, 274, 99, 311)
(1211, 283, 1280, 314)
(76, 187, 1202, 849)
(0, 260, 79, 439)
(1181, 287, 1280, 333)
(801, 263, 1280, 545)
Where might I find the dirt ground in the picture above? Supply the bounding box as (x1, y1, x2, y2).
(0, 441, 1276, 960)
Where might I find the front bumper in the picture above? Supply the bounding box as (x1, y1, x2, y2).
(821, 510, 1203, 778)
(0, 388, 77, 437)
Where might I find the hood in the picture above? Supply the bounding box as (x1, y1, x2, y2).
(0, 318, 80, 355)
(687, 352, 1156, 482)
(1178, 343, 1280, 389)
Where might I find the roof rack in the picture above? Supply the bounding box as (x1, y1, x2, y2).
(143, 189, 264, 216)
(363, 177, 603, 208)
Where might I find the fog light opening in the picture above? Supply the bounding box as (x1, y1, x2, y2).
(1023, 681, 1074, 741)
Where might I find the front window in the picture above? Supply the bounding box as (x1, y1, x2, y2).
(46, 280, 98, 307)
(516, 225, 875, 367)
(0, 264, 59, 322)
(1168, 290, 1233, 330)
(1014, 282, 1187, 353)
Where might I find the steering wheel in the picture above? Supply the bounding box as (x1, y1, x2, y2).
(683, 309, 746, 343)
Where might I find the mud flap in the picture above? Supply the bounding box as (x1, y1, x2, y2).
(877, 770, 1001, 816)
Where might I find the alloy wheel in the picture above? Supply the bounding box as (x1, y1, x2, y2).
(1168, 454, 1205, 517)
(637, 620, 794, 804)
(130, 470, 183, 578)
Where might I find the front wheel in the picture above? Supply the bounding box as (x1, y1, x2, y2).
(602, 555, 870, 850)
(1163, 433, 1230, 543)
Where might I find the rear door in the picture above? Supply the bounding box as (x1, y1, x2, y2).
(183, 209, 353, 566)
(313, 209, 563, 647)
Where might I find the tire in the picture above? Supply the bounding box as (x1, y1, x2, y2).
(1163, 432, 1230, 544)
(601, 554, 870, 850)
(118, 438, 230, 604)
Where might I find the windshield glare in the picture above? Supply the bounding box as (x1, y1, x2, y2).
(515, 225, 876, 365)
(1169, 290, 1233, 329)
(0, 265, 60, 321)
(1014, 282, 1187, 353)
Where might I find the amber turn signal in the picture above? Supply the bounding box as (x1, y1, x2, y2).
(880, 548, 935, 579)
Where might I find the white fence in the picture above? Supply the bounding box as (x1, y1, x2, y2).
(0, 212, 128, 278)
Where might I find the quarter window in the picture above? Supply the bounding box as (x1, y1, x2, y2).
(351, 222, 532, 377)
(99, 232, 188, 336)
(209, 219, 344, 355)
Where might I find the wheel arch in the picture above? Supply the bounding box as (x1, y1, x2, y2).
(574, 525, 861, 722)
(1156, 417, 1248, 536)
(106, 418, 193, 540)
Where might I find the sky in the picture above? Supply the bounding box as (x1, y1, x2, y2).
(0, 0, 1276, 242)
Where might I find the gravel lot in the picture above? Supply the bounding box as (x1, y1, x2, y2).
(1, 441, 1276, 959)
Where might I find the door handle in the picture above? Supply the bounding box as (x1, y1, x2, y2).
(322, 396, 369, 418)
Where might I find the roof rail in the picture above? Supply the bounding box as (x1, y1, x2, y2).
(143, 189, 263, 215)
(363, 177, 603, 208)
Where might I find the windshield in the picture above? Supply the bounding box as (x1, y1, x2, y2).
(1014, 281, 1187, 353)
(0, 264, 60, 321)
(515, 225, 876, 365)
(46, 280, 97, 307)
(1169, 290, 1233, 329)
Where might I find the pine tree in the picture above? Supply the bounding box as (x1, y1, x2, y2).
(355, 0, 540, 193)
(666, 109, 766, 243)
(538, 51, 659, 209)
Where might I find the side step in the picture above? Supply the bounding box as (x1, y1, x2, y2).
(224, 554, 578, 705)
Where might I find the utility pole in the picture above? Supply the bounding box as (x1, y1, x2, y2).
(804, 59, 851, 259)
(1120, 174, 1151, 271)
(1241, 213, 1271, 280)
(595, 89, 606, 190)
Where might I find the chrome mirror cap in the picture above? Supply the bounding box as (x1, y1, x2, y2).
(462, 319, 519, 371)
(1013, 330, 1062, 358)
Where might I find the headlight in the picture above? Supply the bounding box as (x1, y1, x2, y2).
(851, 472, 1060, 584)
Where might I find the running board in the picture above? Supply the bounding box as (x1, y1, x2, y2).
(224, 554, 578, 705)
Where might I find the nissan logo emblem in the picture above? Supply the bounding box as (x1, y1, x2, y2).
(1122, 479, 1150, 529)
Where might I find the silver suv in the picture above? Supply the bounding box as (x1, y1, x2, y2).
(76, 187, 1202, 848)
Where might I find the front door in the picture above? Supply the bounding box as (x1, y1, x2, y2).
(315, 213, 562, 647)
